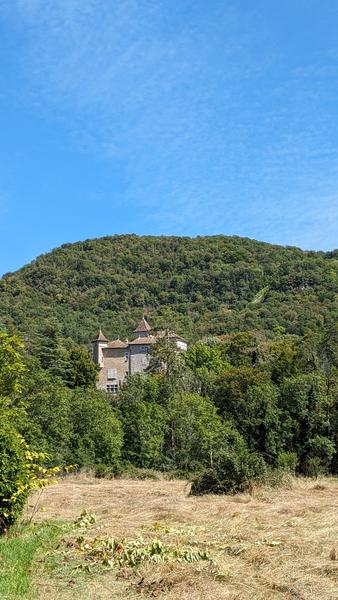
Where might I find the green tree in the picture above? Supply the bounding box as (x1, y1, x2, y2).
(65, 346, 98, 388)
(0, 419, 30, 532)
(224, 332, 258, 367)
(22, 361, 72, 464)
(269, 338, 299, 384)
(304, 435, 335, 476)
(213, 366, 269, 418)
(166, 393, 224, 471)
(32, 320, 69, 380)
(120, 400, 167, 468)
(213, 367, 281, 463)
(185, 341, 228, 395)
(149, 337, 197, 399)
(0, 333, 58, 532)
(186, 342, 226, 374)
(244, 383, 281, 462)
(191, 425, 267, 495)
(70, 389, 123, 472)
(0, 332, 26, 404)
(278, 374, 334, 472)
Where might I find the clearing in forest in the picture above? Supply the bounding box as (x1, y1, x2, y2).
(20, 475, 338, 599)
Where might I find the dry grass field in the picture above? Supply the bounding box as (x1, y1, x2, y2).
(26, 474, 338, 600)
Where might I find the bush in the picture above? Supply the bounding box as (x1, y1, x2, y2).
(261, 467, 294, 489)
(190, 445, 267, 495)
(94, 464, 121, 479)
(276, 451, 299, 473)
(0, 421, 30, 533)
(304, 436, 335, 476)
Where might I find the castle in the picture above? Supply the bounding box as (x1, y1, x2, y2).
(92, 317, 187, 392)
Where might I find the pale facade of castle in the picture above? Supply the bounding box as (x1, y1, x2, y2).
(92, 318, 187, 392)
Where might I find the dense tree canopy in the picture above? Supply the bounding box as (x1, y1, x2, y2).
(0, 235, 337, 349)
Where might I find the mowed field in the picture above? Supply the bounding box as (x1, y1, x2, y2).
(25, 475, 338, 600)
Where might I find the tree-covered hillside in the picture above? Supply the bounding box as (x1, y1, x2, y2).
(0, 235, 337, 347)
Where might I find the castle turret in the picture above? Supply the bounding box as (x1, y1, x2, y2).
(92, 328, 108, 367)
(133, 317, 151, 339)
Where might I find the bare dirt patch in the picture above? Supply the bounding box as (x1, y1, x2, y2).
(27, 475, 338, 600)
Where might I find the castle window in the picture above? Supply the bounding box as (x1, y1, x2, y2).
(107, 384, 118, 394)
(125, 352, 129, 360)
(140, 346, 148, 353)
(107, 368, 117, 380)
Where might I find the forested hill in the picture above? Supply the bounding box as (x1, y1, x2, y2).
(0, 235, 337, 347)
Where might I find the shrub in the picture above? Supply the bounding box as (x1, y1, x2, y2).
(304, 436, 335, 476)
(0, 420, 30, 533)
(118, 464, 163, 480)
(276, 451, 299, 473)
(94, 464, 117, 479)
(190, 444, 267, 495)
(262, 467, 294, 489)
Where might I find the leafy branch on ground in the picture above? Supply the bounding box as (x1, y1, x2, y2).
(61, 511, 211, 574)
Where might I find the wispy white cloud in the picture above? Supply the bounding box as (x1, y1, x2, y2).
(0, 0, 337, 249)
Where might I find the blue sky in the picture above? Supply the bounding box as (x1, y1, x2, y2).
(1, 0, 338, 275)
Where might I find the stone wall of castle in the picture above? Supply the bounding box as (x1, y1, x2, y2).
(129, 344, 152, 376)
(97, 347, 129, 391)
(93, 319, 187, 393)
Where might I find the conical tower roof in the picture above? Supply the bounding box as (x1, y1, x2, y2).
(92, 328, 108, 343)
(133, 317, 151, 333)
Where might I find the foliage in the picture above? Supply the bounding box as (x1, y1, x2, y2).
(74, 534, 210, 569)
(30, 320, 70, 380)
(65, 346, 99, 389)
(166, 393, 224, 471)
(149, 337, 198, 398)
(191, 438, 267, 495)
(276, 452, 299, 473)
(0, 332, 64, 532)
(21, 363, 73, 463)
(212, 367, 281, 463)
(0, 332, 99, 533)
(119, 399, 167, 468)
(1, 235, 337, 347)
(185, 341, 228, 395)
(19, 360, 124, 472)
(69, 388, 123, 472)
(0, 332, 26, 402)
(5, 322, 338, 501)
(304, 435, 335, 476)
(70, 510, 211, 570)
(0, 419, 66, 533)
(0, 421, 30, 532)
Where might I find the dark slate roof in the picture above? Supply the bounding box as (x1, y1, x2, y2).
(133, 317, 151, 333)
